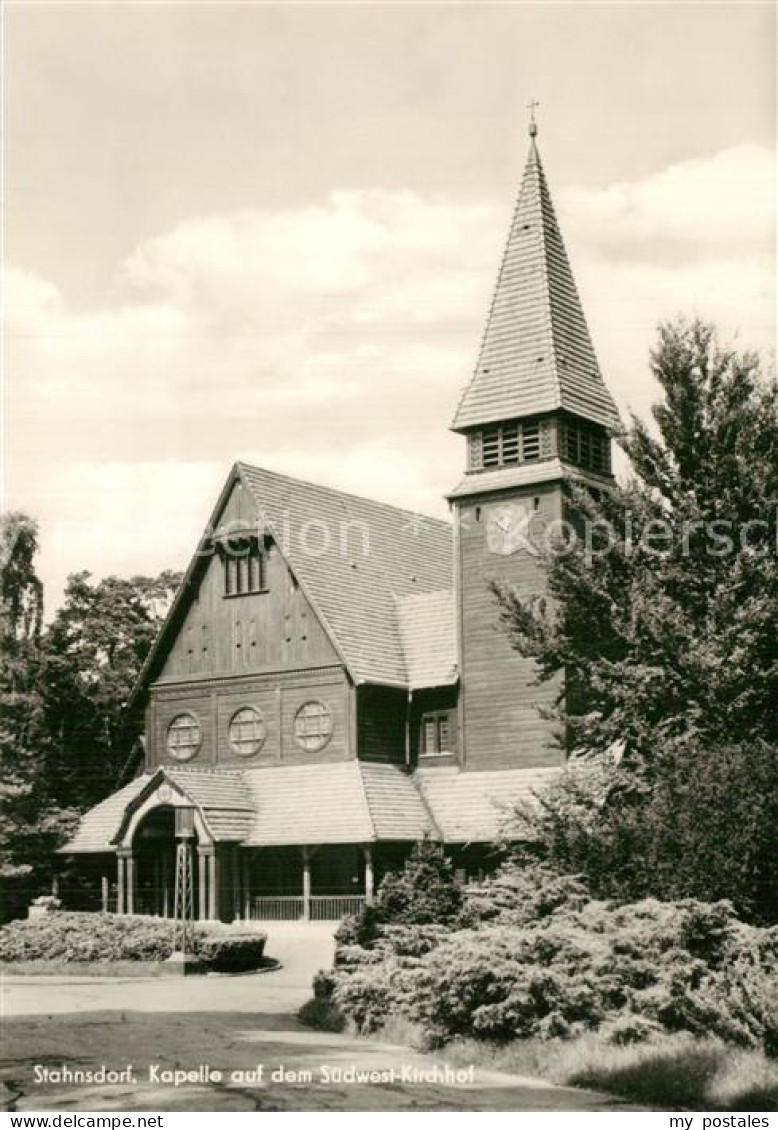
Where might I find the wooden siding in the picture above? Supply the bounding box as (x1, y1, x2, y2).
(455, 482, 564, 771)
(156, 480, 340, 683)
(356, 685, 407, 764)
(147, 668, 351, 770)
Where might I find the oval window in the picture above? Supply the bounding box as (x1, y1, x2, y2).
(166, 712, 201, 762)
(293, 701, 333, 753)
(229, 706, 266, 757)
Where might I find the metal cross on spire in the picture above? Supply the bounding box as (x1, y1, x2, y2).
(526, 98, 540, 137)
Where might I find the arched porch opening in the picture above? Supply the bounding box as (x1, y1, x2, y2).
(116, 799, 220, 920)
(132, 805, 195, 918)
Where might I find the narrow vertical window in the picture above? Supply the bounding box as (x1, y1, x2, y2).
(224, 538, 267, 596)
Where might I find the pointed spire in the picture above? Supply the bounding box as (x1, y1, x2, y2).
(451, 132, 619, 433)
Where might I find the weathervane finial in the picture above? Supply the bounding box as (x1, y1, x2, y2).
(526, 98, 540, 138)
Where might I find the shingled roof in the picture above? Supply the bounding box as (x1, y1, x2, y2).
(416, 764, 561, 842)
(60, 775, 152, 853)
(236, 464, 455, 686)
(451, 134, 619, 433)
(396, 589, 458, 688)
(62, 761, 561, 853)
(241, 761, 435, 845)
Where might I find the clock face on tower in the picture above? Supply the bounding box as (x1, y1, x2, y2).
(485, 501, 535, 556)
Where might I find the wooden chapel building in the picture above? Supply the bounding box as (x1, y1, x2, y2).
(61, 124, 619, 922)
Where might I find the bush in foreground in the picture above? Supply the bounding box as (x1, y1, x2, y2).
(319, 861, 778, 1055)
(0, 911, 267, 970)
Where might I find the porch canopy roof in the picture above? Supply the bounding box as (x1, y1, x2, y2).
(60, 761, 436, 853)
(240, 761, 435, 846)
(414, 765, 561, 843)
(60, 766, 255, 853)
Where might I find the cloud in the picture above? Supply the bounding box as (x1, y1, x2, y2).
(561, 143, 776, 257)
(5, 145, 775, 609)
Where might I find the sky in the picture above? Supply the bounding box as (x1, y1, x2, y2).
(4, 1, 776, 611)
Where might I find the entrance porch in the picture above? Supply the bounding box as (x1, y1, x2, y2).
(59, 838, 400, 922)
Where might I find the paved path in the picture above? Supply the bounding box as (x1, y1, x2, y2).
(3, 921, 335, 1018)
(1, 925, 648, 1112)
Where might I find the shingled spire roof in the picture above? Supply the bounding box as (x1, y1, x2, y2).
(452, 129, 619, 433)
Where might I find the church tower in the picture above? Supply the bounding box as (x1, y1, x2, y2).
(449, 119, 620, 772)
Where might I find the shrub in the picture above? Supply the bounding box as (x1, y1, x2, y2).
(322, 860, 778, 1055)
(333, 841, 466, 955)
(0, 912, 179, 963)
(464, 861, 590, 925)
(397, 898, 777, 1050)
(193, 930, 266, 972)
(375, 840, 464, 926)
(0, 911, 267, 971)
(312, 968, 337, 999)
(297, 996, 345, 1033)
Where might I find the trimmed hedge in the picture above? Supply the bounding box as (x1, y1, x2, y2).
(195, 932, 266, 972)
(0, 912, 267, 971)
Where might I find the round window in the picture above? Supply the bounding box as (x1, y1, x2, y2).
(166, 712, 201, 761)
(229, 706, 266, 756)
(293, 701, 333, 752)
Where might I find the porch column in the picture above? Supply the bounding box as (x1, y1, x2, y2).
(302, 846, 311, 921)
(162, 854, 170, 918)
(51, 874, 60, 899)
(242, 852, 251, 920)
(126, 855, 135, 915)
(117, 853, 126, 914)
(362, 844, 374, 905)
(200, 849, 219, 922)
(101, 872, 109, 913)
(230, 848, 241, 921)
(207, 851, 217, 920)
(197, 847, 208, 920)
(152, 856, 161, 916)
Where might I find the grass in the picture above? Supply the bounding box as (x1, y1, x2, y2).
(438, 1034, 778, 1111)
(297, 1000, 778, 1109)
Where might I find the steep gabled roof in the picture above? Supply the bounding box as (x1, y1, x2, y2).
(452, 133, 619, 433)
(237, 464, 453, 685)
(130, 463, 455, 701)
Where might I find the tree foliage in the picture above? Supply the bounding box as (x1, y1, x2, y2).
(492, 320, 778, 920)
(0, 514, 181, 916)
(509, 741, 778, 923)
(0, 514, 74, 909)
(42, 570, 181, 807)
(494, 320, 778, 756)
